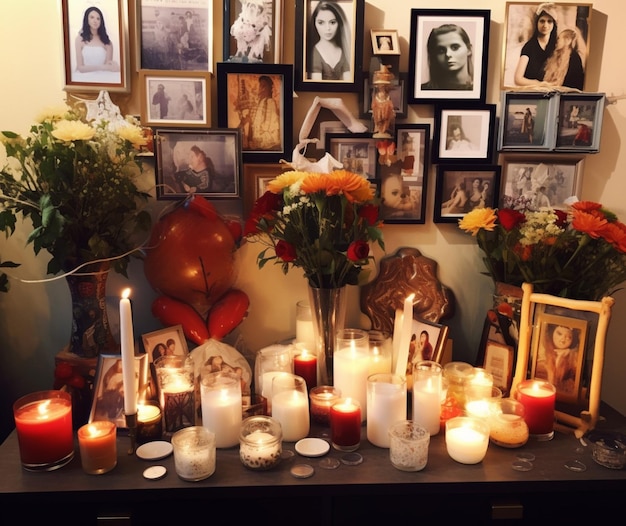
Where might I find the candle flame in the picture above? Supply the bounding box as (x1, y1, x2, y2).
(122, 287, 131, 300)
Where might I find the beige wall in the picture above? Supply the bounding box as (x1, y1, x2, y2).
(1, 0, 625, 420)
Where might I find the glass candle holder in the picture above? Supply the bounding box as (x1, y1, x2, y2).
(443, 361, 474, 410)
(488, 398, 529, 448)
(334, 329, 370, 421)
(200, 369, 243, 448)
(171, 426, 216, 481)
(330, 397, 362, 452)
(309, 385, 341, 426)
(293, 341, 318, 391)
(154, 355, 196, 436)
(295, 299, 315, 344)
(368, 330, 392, 376)
(366, 373, 407, 448)
(254, 345, 293, 408)
(464, 385, 503, 421)
(270, 373, 310, 442)
(77, 420, 117, 475)
(136, 401, 163, 444)
(389, 420, 430, 472)
(515, 379, 556, 441)
(13, 390, 74, 471)
(445, 416, 490, 465)
(412, 360, 443, 436)
(239, 415, 283, 470)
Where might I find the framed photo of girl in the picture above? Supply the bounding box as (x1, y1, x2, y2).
(61, 0, 130, 92)
(136, 0, 213, 73)
(501, 2, 593, 91)
(217, 62, 293, 163)
(432, 104, 497, 164)
(498, 91, 558, 151)
(407, 9, 490, 104)
(555, 92, 605, 153)
(294, 0, 364, 92)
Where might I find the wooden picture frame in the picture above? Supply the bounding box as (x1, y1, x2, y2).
(370, 29, 400, 55)
(499, 154, 584, 210)
(498, 91, 558, 152)
(243, 162, 287, 217)
(294, 0, 364, 92)
(432, 104, 496, 163)
(141, 325, 189, 363)
(433, 165, 501, 223)
(325, 133, 378, 180)
(216, 62, 293, 163)
(359, 71, 408, 119)
(154, 128, 242, 200)
(555, 93, 605, 153)
(139, 70, 210, 127)
(61, 0, 130, 92)
(136, 0, 213, 73)
(407, 8, 490, 104)
(501, 2, 593, 91)
(223, 0, 284, 63)
(89, 353, 149, 429)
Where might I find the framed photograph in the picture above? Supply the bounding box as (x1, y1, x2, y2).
(530, 313, 588, 404)
(89, 353, 149, 428)
(395, 123, 430, 181)
(359, 71, 408, 119)
(379, 159, 427, 224)
(136, 0, 213, 73)
(433, 164, 501, 223)
(432, 105, 496, 163)
(142, 325, 189, 363)
(154, 128, 242, 200)
(294, 0, 364, 92)
(139, 70, 210, 127)
(498, 91, 558, 151)
(223, 0, 284, 63)
(407, 9, 490, 104)
(61, 0, 130, 92)
(216, 62, 293, 163)
(243, 162, 287, 217)
(325, 133, 378, 180)
(404, 318, 449, 390)
(501, 2, 593, 91)
(499, 154, 584, 210)
(555, 93, 605, 153)
(482, 341, 515, 397)
(371, 29, 400, 55)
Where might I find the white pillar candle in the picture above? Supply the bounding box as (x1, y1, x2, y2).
(394, 294, 415, 377)
(366, 374, 407, 448)
(445, 416, 490, 464)
(412, 361, 443, 436)
(296, 300, 315, 344)
(200, 371, 242, 448)
(119, 288, 137, 416)
(271, 390, 310, 442)
(334, 330, 370, 422)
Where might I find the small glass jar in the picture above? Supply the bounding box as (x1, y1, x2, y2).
(239, 415, 283, 470)
(309, 385, 341, 426)
(443, 361, 474, 410)
(488, 398, 529, 448)
(171, 426, 216, 481)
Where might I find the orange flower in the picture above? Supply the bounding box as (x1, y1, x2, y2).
(571, 209, 608, 238)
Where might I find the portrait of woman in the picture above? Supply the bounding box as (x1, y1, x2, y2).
(421, 24, 474, 91)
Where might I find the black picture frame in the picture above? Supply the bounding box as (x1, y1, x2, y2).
(154, 128, 242, 200)
(433, 164, 501, 223)
(394, 123, 430, 185)
(555, 93, 605, 153)
(216, 62, 293, 163)
(407, 9, 490, 104)
(324, 133, 378, 180)
(359, 71, 408, 119)
(222, 0, 284, 63)
(432, 104, 496, 164)
(294, 0, 364, 92)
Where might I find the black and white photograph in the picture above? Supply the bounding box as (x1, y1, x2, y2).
(62, 0, 129, 92)
(371, 29, 400, 55)
(154, 129, 242, 200)
(408, 9, 490, 104)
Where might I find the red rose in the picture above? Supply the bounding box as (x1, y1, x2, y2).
(347, 240, 369, 261)
(358, 204, 379, 226)
(243, 214, 261, 236)
(275, 240, 296, 262)
(498, 208, 526, 231)
(252, 191, 282, 215)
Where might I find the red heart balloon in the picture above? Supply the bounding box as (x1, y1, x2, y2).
(152, 295, 209, 345)
(207, 289, 250, 340)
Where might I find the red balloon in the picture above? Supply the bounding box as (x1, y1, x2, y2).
(152, 295, 209, 345)
(144, 204, 238, 317)
(207, 289, 250, 340)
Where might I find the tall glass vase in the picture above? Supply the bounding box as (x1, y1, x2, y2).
(308, 285, 347, 386)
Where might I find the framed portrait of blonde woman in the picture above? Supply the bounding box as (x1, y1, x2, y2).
(61, 0, 130, 92)
(501, 2, 593, 90)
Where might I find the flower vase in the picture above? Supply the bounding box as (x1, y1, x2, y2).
(308, 285, 348, 386)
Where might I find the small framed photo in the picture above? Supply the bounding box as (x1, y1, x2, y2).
(154, 128, 242, 200)
(216, 62, 293, 163)
(499, 154, 584, 210)
(555, 93, 605, 153)
(359, 71, 408, 119)
(139, 70, 210, 127)
(531, 312, 588, 404)
(325, 133, 378, 180)
(395, 123, 430, 181)
(498, 91, 558, 152)
(294, 0, 364, 92)
(243, 162, 287, 218)
(432, 105, 496, 163)
(433, 164, 501, 223)
(407, 9, 490, 104)
(370, 29, 400, 55)
(61, 0, 130, 92)
(404, 318, 449, 389)
(223, 0, 284, 63)
(379, 159, 427, 225)
(136, 0, 213, 73)
(142, 325, 189, 363)
(483, 341, 515, 397)
(501, 2, 593, 90)
(89, 353, 149, 428)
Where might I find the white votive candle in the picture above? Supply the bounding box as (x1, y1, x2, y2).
(445, 416, 489, 464)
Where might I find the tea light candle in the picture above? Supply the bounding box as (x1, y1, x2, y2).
(309, 386, 341, 426)
(137, 402, 162, 444)
(445, 416, 490, 464)
(239, 416, 283, 470)
(330, 398, 361, 451)
(412, 362, 443, 436)
(77, 421, 117, 474)
(468, 368, 494, 398)
(293, 348, 318, 390)
(515, 379, 556, 439)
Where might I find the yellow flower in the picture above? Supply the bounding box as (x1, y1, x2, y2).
(36, 104, 71, 123)
(52, 120, 96, 142)
(117, 124, 148, 148)
(267, 171, 309, 193)
(458, 207, 497, 235)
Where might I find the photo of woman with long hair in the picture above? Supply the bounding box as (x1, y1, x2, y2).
(421, 23, 473, 90)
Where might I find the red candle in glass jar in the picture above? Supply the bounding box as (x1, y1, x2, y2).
(294, 349, 318, 390)
(330, 398, 361, 451)
(515, 379, 556, 438)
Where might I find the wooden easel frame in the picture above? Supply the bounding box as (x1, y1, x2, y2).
(510, 283, 615, 438)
